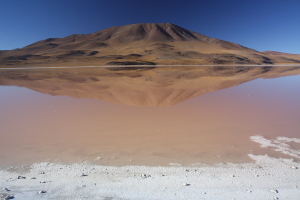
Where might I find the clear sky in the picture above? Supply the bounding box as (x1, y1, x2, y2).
(1, 0, 299, 54)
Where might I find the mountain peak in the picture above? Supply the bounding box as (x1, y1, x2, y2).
(92, 23, 203, 42)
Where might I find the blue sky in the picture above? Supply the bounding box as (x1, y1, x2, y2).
(1, 0, 299, 54)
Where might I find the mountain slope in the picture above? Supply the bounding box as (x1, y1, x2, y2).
(262, 51, 300, 64)
(1, 23, 300, 67)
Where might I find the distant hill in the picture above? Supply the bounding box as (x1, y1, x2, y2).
(1, 23, 300, 67)
(262, 51, 300, 65)
(263, 51, 299, 56)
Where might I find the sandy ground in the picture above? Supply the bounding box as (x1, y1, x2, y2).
(0, 154, 299, 200)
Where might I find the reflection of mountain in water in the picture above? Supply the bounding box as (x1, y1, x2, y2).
(1, 66, 300, 106)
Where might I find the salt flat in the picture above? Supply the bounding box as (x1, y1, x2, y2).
(1, 154, 299, 200)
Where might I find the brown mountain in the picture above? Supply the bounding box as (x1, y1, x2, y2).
(262, 51, 300, 64)
(1, 23, 300, 67)
(1, 66, 300, 106)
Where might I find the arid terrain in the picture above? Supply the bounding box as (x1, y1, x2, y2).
(1, 23, 300, 67)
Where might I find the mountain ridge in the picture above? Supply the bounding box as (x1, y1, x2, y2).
(1, 23, 300, 67)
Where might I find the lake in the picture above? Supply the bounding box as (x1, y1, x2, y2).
(0, 65, 300, 168)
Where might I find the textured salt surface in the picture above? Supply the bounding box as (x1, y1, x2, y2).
(251, 135, 300, 159)
(0, 154, 299, 200)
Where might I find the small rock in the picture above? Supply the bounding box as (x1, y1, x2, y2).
(202, 192, 207, 194)
(183, 183, 190, 186)
(270, 189, 278, 193)
(246, 190, 252, 193)
(81, 173, 88, 177)
(40, 181, 46, 183)
(141, 174, 151, 178)
(291, 166, 298, 169)
(38, 190, 46, 194)
(17, 176, 26, 179)
(3, 188, 10, 191)
(40, 172, 45, 174)
(81, 185, 86, 187)
(185, 169, 189, 172)
(255, 175, 259, 177)
(4, 196, 14, 200)
(229, 175, 235, 178)
(31, 177, 36, 179)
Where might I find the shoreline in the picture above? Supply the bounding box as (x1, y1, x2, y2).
(1, 64, 300, 70)
(1, 154, 299, 200)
